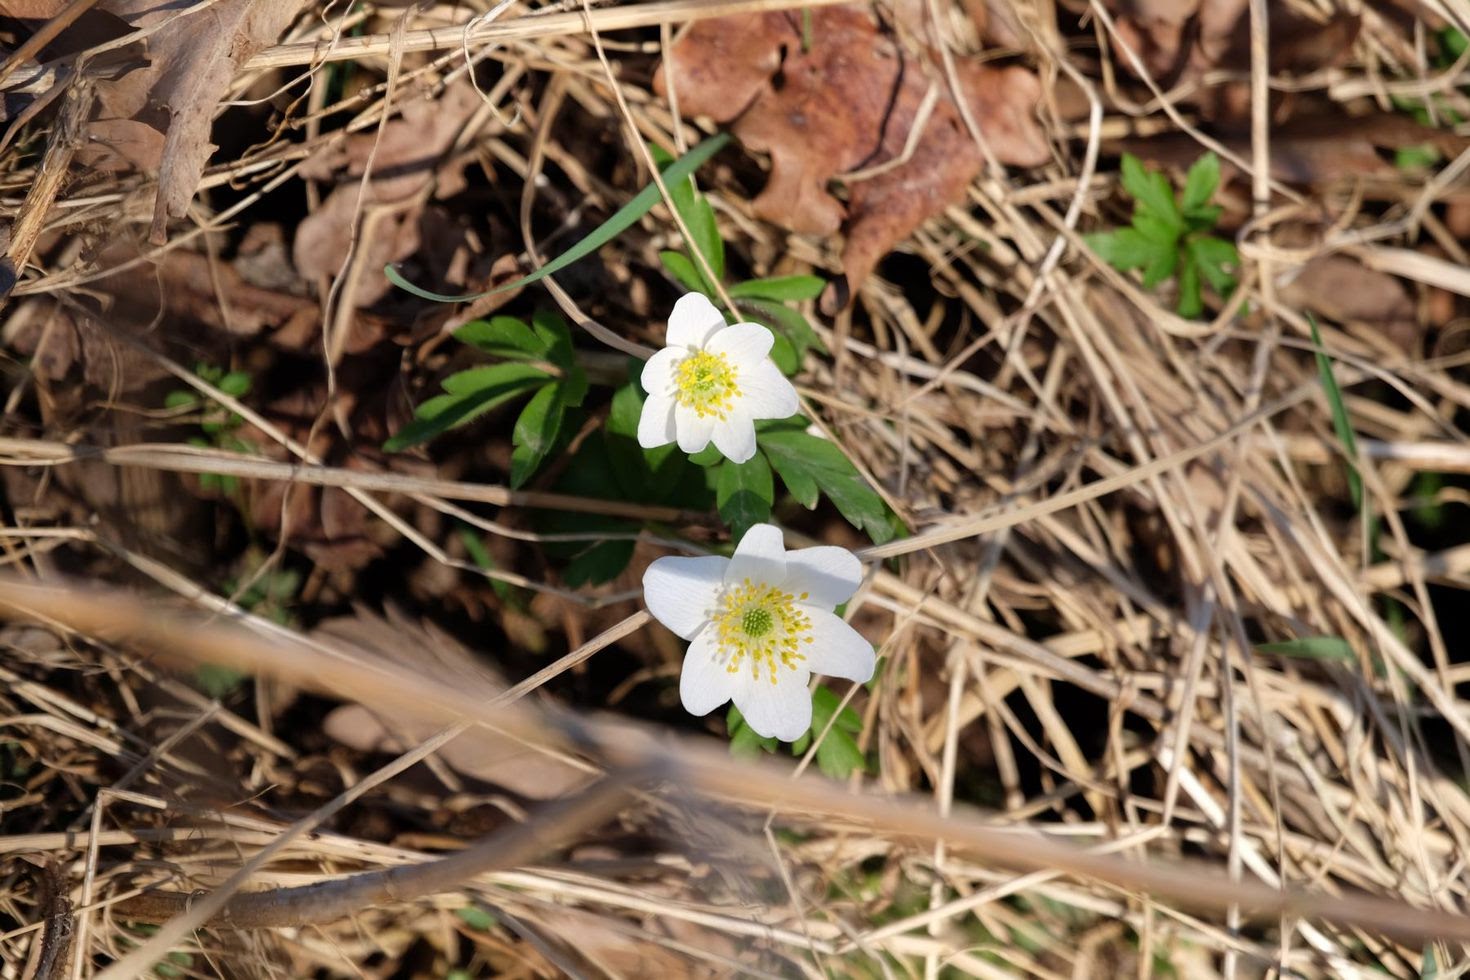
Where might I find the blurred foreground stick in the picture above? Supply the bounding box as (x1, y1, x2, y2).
(2, 576, 1470, 944)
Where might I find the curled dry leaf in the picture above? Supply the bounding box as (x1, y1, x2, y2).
(655, 5, 1049, 309)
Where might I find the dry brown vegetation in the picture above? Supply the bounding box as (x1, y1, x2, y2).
(4, 0, 1470, 976)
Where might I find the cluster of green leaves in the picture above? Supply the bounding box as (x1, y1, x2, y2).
(198, 560, 302, 697)
(1086, 153, 1238, 319)
(385, 310, 587, 489)
(727, 685, 867, 779)
(164, 363, 253, 495)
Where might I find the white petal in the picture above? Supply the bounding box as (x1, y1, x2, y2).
(680, 629, 736, 716)
(642, 555, 727, 640)
(710, 411, 758, 463)
(727, 522, 786, 584)
(802, 609, 876, 683)
(640, 346, 685, 397)
(732, 668, 812, 741)
(707, 322, 774, 370)
(784, 545, 863, 608)
(674, 403, 716, 454)
(637, 393, 677, 449)
(739, 361, 800, 421)
(667, 293, 727, 349)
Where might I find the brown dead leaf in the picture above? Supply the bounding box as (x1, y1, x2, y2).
(1279, 254, 1418, 353)
(655, 5, 1049, 308)
(292, 80, 483, 308)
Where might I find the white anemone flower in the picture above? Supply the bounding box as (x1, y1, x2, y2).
(638, 293, 799, 463)
(643, 523, 875, 741)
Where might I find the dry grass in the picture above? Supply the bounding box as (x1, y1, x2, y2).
(3, 0, 1470, 976)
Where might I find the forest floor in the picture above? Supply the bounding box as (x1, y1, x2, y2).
(4, 0, 1470, 976)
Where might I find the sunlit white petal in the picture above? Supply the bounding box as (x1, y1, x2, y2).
(674, 402, 717, 454)
(643, 555, 727, 639)
(707, 322, 774, 370)
(727, 522, 786, 584)
(680, 630, 736, 715)
(784, 545, 863, 608)
(801, 609, 876, 682)
(640, 346, 685, 397)
(738, 360, 800, 421)
(667, 292, 727, 348)
(637, 392, 677, 449)
(733, 669, 812, 741)
(711, 410, 758, 463)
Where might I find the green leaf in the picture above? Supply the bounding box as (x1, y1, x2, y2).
(1189, 236, 1238, 294)
(531, 308, 574, 369)
(1132, 212, 1179, 247)
(686, 195, 724, 283)
(1308, 314, 1363, 512)
(811, 685, 862, 735)
(729, 275, 826, 302)
(1120, 153, 1182, 229)
(716, 453, 774, 538)
(727, 704, 778, 754)
(1176, 255, 1202, 318)
(387, 132, 731, 302)
(1422, 943, 1440, 979)
(816, 728, 866, 778)
(758, 428, 892, 543)
(454, 316, 550, 359)
(768, 333, 798, 375)
(736, 297, 827, 357)
(688, 443, 724, 467)
(563, 538, 636, 587)
(197, 663, 245, 698)
(218, 371, 252, 398)
(1180, 153, 1220, 214)
(1256, 636, 1355, 660)
(456, 905, 498, 931)
(510, 382, 565, 489)
(659, 249, 711, 294)
(384, 363, 549, 452)
(606, 382, 687, 501)
(1086, 228, 1162, 272)
(1140, 243, 1179, 289)
(164, 390, 199, 410)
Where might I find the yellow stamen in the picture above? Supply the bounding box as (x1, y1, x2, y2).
(713, 578, 811, 685)
(674, 350, 740, 419)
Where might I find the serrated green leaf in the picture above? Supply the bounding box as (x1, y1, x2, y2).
(811, 685, 862, 735)
(510, 382, 565, 489)
(1188, 235, 1239, 285)
(386, 132, 731, 303)
(1183, 203, 1223, 232)
(531, 308, 574, 369)
(1086, 228, 1164, 272)
(384, 364, 548, 452)
(1132, 212, 1180, 247)
(606, 382, 688, 501)
(659, 249, 711, 294)
(563, 538, 635, 587)
(816, 728, 866, 778)
(1176, 256, 1203, 318)
(729, 275, 826, 302)
(1120, 153, 1182, 229)
(1140, 244, 1179, 289)
(454, 316, 551, 359)
(1180, 153, 1220, 214)
(716, 453, 774, 538)
(727, 704, 778, 754)
(758, 429, 892, 543)
(688, 443, 724, 467)
(1256, 636, 1355, 660)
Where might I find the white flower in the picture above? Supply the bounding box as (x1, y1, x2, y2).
(638, 293, 799, 463)
(642, 523, 875, 741)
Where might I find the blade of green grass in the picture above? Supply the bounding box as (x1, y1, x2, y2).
(1307, 313, 1363, 511)
(387, 132, 731, 303)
